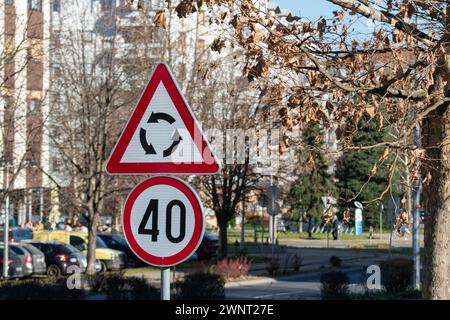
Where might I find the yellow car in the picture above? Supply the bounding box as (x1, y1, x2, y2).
(33, 230, 126, 272)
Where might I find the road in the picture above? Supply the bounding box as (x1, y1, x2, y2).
(225, 267, 366, 300)
(125, 238, 418, 300)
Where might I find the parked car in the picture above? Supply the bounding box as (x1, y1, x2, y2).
(0, 227, 33, 243)
(196, 231, 219, 260)
(26, 241, 101, 276)
(19, 242, 46, 275)
(97, 233, 141, 267)
(0, 245, 25, 279)
(33, 231, 126, 272)
(8, 244, 34, 277)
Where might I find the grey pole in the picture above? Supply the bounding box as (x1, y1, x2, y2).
(412, 126, 422, 290)
(269, 175, 274, 260)
(39, 188, 44, 221)
(240, 192, 245, 251)
(161, 267, 170, 300)
(379, 203, 383, 240)
(2, 169, 10, 279)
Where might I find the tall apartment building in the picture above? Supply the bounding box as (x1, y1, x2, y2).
(1, 0, 52, 226)
(0, 0, 228, 226)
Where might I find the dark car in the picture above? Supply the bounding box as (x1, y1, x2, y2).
(0, 228, 33, 243)
(0, 245, 25, 279)
(27, 241, 91, 277)
(8, 244, 34, 277)
(19, 243, 46, 275)
(196, 231, 219, 260)
(97, 233, 137, 267)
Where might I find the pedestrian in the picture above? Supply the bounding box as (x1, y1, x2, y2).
(398, 210, 410, 238)
(332, 215, 339, 240)
(306, 213, 312, 239)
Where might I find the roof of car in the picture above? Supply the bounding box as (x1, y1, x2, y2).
(27, 240, 67, 246)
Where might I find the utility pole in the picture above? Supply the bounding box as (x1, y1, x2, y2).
(412, 126, 422, 290)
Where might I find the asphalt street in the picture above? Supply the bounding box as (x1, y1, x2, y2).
(225, 267, 366, 300)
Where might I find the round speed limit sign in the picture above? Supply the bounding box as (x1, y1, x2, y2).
(122, 176, 205, 267)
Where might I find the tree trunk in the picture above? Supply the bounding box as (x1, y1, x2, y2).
(217, 216, 228, 259)
(86, 205, 98, 275)
(422, 104, 450, 299)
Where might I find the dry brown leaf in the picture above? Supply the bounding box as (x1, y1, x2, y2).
(154, 10, 167, 29)
(422, 171, 432, 187)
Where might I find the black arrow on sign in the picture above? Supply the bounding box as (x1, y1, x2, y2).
(163, 129, 183, 157)
(140, 128, 157, 154)
(148, 112, 176, 124)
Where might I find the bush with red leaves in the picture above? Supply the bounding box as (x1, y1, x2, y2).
(212, 257, 251, 281)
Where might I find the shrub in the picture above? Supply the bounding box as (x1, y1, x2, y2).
(87, 273, 159, 300)
(0, 277, 85, 300)
(212, 257, 250, 281)
(320, 271, 350, 300)
(380, 258, 413, 293)
(329, 256, 342, 268)
(174, 273, 225, 300)
(265, 257, 280, 276)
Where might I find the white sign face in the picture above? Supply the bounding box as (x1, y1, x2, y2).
(122, 176, 205, 267)
(105, 63, 220, 175)
(121, 82, 203, 164)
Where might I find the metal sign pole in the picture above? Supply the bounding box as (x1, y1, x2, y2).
(379, 203, 383, 240)
(412, 126, 422, 290)
(240, 193, 245, 251)
(2, 169, 10, 279)
(161, 267, 170, 300)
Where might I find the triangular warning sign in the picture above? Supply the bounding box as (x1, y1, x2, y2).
(106, 63, 220, 175)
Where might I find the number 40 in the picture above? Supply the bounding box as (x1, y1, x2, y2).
(138, 199, 186, 243)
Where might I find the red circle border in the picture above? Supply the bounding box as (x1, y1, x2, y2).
(122, 176, 204, 267)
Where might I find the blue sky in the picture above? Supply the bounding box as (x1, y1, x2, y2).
(271, 0, 375, 38)
(272, 0, 341, 20)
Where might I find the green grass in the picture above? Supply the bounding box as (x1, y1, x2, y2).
(123, 266, 159, 275)
(227, 229, 374, 242)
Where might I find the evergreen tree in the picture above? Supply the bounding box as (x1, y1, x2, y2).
(335, 117, 398, 228)
(287, 125, 336, 220)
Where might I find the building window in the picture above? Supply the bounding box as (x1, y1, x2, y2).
(28, 0, 42, 11)
(52, 0, 60, 12)
(101, 0, 114, 11)
(84, 31, 93, 42)
(1, 96, 9, 111)
(29, 99, 40, 112)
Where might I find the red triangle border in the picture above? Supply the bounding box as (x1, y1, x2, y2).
(106, 63, 220, 175)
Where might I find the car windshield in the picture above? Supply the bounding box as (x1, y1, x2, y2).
(111, 235, 127, 246)
(12, 229, 32, 240)
(9, 246, 25, 255)
(96, 236, 107, 249)
(56, 244, 79, 254)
